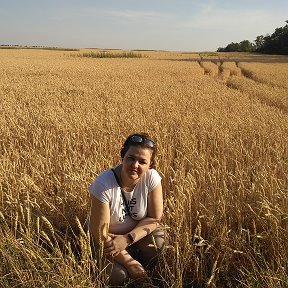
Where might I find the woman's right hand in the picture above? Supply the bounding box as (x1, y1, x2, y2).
(124, 259, 147, 279)
(103, 233, 130, 256)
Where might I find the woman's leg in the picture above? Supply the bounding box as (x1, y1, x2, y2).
(104, 260, 129, 286)
(91, 240, 129, 286)
(129, 227, 165, 268)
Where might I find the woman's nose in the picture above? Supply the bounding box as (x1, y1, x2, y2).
(131, 160, 139, 168)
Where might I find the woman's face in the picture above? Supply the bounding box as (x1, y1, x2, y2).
(121, 145, 152, 182)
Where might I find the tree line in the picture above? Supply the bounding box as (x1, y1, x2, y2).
(217, 21, 288, 55)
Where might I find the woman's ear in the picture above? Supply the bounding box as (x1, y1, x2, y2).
(149, 161, 154, 169)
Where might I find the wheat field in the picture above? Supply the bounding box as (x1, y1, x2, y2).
(0, 49, 287, 287)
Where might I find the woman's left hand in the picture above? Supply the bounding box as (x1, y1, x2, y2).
(103, 233, 130, 256)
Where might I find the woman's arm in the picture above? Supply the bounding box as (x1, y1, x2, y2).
(89, 195, 111, 245)
(89, 195, 146, 278)
(89, 195, 129, 256)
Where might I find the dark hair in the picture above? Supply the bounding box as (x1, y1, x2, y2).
(120, 133, 157, 169)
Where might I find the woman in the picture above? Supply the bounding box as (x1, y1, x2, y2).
(88, 133, 164, 286)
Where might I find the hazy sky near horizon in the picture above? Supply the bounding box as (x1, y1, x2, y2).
(1, 0, 287, 52)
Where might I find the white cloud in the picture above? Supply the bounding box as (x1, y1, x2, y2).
(101, 9, 171, 21)
(180, 9, 272, 30)
(177, 7, 288, 44)
(199, 2, 214, 15)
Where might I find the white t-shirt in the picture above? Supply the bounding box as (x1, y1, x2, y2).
(88, 166, 162, 235)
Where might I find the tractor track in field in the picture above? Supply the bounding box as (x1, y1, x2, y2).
(197, 60, 258, 82)
(192, 59, 288, 114)
(167, 56, 288, 113)
(197, 60, 244, 80)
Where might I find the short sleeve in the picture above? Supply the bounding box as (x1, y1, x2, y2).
(148, 169, 162, 192)
(88, 179, 111, 204)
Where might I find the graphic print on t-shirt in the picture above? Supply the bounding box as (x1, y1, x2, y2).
(118, 197, 137, 222)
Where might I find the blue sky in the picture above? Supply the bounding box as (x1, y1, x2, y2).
(1, 0, 287, 51)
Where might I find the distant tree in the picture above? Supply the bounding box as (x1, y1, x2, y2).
(255, 21, 288, 54)
(217, 40, 254, 52)
(239, 40, 255, 52)
(254, 35, 265, 50)
(217, 21, 288, 55)
(217, 47, 226, 52)
(225, 42, 241, 52)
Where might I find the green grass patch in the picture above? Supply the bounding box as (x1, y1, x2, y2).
(198, 52, 219, 57)
(78, 51, 143, 58)
(39, 47, 79, 51)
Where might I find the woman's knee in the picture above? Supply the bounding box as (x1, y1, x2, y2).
(90, 241, 129, 286)
(132, 227, 166, 264)
(137, 227, 165, 250)
(151, 227, 165, 249)
(106, 261, 129, 286)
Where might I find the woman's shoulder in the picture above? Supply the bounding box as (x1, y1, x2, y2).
(94, 167, 116, 186)
(89, 166, 117, 188)
(96, 168, 112, 180)
(88, 167, 117, 198)
(142, 168, 162, 190)
(146, 168, 161, 179)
